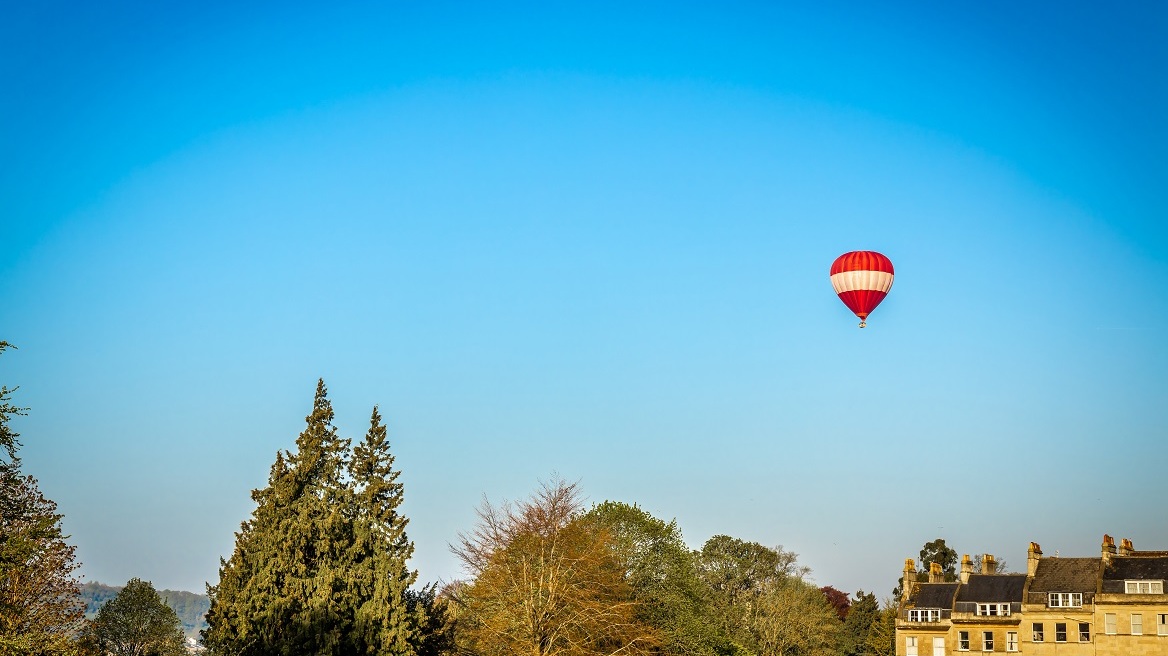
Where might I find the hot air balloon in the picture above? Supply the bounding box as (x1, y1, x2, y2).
(830, 251, 894, 328)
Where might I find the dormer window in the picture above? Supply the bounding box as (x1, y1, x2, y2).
(976, 603, 1011, 616)
(908, 608, 941, 622)
(1048, 592, 1082, 608)
(1124, 580, 1164, 594)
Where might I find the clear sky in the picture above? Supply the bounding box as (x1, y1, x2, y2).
(2, 1, 1165, 597)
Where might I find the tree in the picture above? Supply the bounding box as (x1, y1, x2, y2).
(862, 598, 898, 656)
(893, 538, 959, 597)
(819, 586, 850, 621)
(0, 342, 85, 654)
(918, 539, 958, 580)
(346, 406, 420, 653)
(696, 535, 807, 649)
(752, 580, 841, 656)
(838, 590, 879, 656)
(404, 584, 455, 656)
(78, 578, 186, 656)
(451, 479, 658, 656)
(204, 380, 422, 656)
(585, 501, 722, 655)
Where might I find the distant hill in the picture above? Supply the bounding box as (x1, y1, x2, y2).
(79, 581, 209, 639)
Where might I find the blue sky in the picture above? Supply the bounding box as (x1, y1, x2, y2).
(2, 1, 1165, 596)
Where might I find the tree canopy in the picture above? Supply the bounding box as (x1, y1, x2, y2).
(79, 578, 186, 656)
(0, 342, 85, 655)
(451, 479, 658, 656)
(203, 380, 422, 656)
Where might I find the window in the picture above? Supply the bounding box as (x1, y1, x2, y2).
(1006, 631, 1018, 652)
(933, 636, 945, 656)
(1158, 613, 1168, 636)
(1048, 592, 1083, 607)
(909, 609, 941, 622)
(958, 631, 969, 651)
(1055, 622, 1067, 642)
(982, 631, 993, 651)
(1033, 622, 1044, 642)
(1125, 580, 1164, 594)
(1132, 613, 1143, 635)
(907, 636, 918, 656)
(1105, 613, 1116, 635)
(976, 603, 1011, 616)
(1079, 622, 1091, 642)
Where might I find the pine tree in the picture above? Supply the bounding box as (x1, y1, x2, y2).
(203, 379, 353, 655)
(0, 342, 85, 654)
(346, 406, 419, 655)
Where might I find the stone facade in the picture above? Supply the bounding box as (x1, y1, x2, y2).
(895, 536, 1168, 655)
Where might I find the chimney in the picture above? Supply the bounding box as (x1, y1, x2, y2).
(1027, 542, 1043, 577)
(1102, 534, 1116, 565)
(960, 554, 973, 584)
(929, 561, 943, 583)
(1119, 538, 1134, 555)
(982, 554, 997, 575)
(902, 559, 916, 602)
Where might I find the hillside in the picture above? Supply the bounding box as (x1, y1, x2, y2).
(79, 581, 209, 639)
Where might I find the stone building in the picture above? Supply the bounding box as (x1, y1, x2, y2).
(896, 535, 1168, 655)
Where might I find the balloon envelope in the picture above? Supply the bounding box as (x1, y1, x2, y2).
(830, 251, 894, 326)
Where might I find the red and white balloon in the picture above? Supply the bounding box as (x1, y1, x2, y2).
(830, 251, 894, 328)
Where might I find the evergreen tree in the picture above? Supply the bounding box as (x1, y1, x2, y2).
(0, 342, 85, 654)
(203, 380, 354, 655)
(78, 578, 186, 656)
(346, 406, 419, 655)
(839, 590, 880, 656)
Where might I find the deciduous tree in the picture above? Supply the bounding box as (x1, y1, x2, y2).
(585, 501, 722, 655)
(0, 342, 85, 654)
(451, 479, 657, 656)
(696, 535, 807, 648)
(79, 578, 186, 656)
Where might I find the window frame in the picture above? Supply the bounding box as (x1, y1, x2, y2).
(1006, 631, 1018, 652)
(1032, 622, 1044, 642)
(1125, 580, 1164, 594)
(975, 602, 1010, 616)
(909, 608, 941, 622)
(1079, 622, 1091, 642)
(1105, 613, 1116, 635)
(958, 630, 969, 651)
(1047, 592, 1083, 608)
(907, 635, 919, 656)
(1132, 613, 1143, 635)
(1055, 622, 1067, 642)
(982, 630, 994, 652)
(1158, 613, 1168, 636)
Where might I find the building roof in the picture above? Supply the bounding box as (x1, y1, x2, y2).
(955, 574, 1027, 603)
(909, 583, 959, 609)
(1028, 557, 1099, 592)
(1101, 554, 1168, 593)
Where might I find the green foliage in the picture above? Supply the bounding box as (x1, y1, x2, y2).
(203, 380, 421, 656)
(0, 342, 85, 655)
(839, 590, 879, 656)
(585, 501, 723, 655)
(696, 534, 807, 648)
(78, 578, 186, 656)
(80, 582, 209, 638)
(862, 599, 898, 656)
(404, 584, 455, 656)
(751, 579, 841, 656)
(919, 538, 958, 580)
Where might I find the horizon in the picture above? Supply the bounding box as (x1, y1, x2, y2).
(3, 1, 1165, 598)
